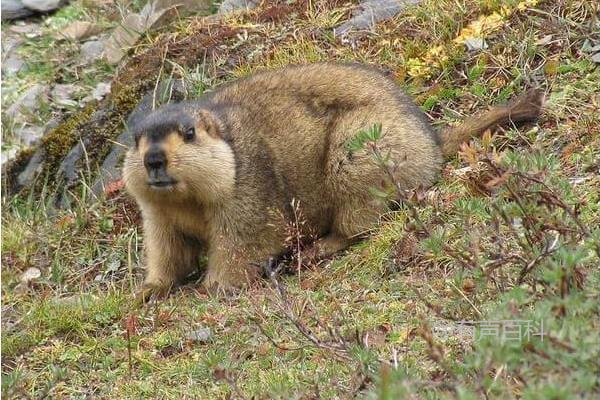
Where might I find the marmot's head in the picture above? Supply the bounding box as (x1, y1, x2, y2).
(123, 105, 236, 204)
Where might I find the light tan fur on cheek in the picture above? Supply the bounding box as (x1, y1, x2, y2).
(170, 132, 236, 204)
(123, 142, 147, 197)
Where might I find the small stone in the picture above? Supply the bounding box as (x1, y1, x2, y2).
(1, 148, 18, 165)
(17, 148, 45, 187)
(592, 52, 600, 64)
(9, 22, 40, 34)
(2, 37, 25, 54)
(21, 0, 65, 12)
(51, 84, 78, 108)
(20, 267, 41, 283)
(82, 81, 111, 103)
(80, 40, 105, 60)
(60, 21, 102, 41)
(91, 81, 111, 100)
(17, 125, 44, 146)
(464, 37, 488, 51)
(218, 0, 257, 14)
(5, 84, 49, 122)
(535, 35, 552, 46)
(187, 327, 212, 343)
(2, 53, 26, 75)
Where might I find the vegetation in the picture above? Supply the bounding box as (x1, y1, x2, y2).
(2, 0, 599, 398)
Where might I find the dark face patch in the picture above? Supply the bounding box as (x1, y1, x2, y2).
(132, 107, 196, 148)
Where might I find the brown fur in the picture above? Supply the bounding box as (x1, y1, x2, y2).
(122, 62, 544, 299)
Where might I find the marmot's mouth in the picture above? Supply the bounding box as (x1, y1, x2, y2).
(148, 178, 177, 190)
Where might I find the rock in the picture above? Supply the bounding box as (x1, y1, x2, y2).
(464, 37, 488, 51)
(17, 125, 44, 146)
(21, 0, 66, 12)
(2, 36, 25, 54)
(1, 0, 35, 20)
(13, 266, 42, 294)
(58, 138, 89, 186)
(81, 81, 110, 103)
(103, 0, 211, 64)
(51, 84, 78, 108)
(80, 40, 105, 60)
(20, 267, 41, 283)
(17, 148, 46, 186)
(139, 0, 177, 29)
(335, 0, 420, 37)
(218, 0, 257, 14)
(581, 39, 600, 53)
(103, 14, 144, 64)
(535, 35, 552, 46)
(9, 22, 41, 36)
(91, 81, 111, 101)
(2, 53, 26, 75)
(145, 0, 211, 19)
(1, 148, 19, 165)
(60, 21, 102, 41)
(187, 327, 212, 343)
(592, 52, 600, 64)
(5, 84, 49, 122)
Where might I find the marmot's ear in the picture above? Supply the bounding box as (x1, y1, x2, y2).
(197, 110, 223, 139)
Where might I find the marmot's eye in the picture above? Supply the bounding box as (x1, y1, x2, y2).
(183, 127, 195, 142)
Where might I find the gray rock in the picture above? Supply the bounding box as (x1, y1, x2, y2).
(464, 37, 488, 51)
(21, 0, 66, 12)
(187, 327, 212, 343)
(5, 84, 49, 122)
(592, 52, 600, 64)
(9, 22, 41, 35)
(16, 149, 46, 186)
(1, 148, 18, 165)
(2, 53, 26, 75)
(51, 84, 78, 108)
(17, 125, 44, 146)
(81, 81, 111, 103)
(58, 137, 88, 186)
(2, 36, 25, 54)
(335, 0, 420, 36)
(59, 21, 102, 42)
(103, 14, 144, 64)
(80, 40, 105, 61)
(91, 128, 133, 196)
(91, 81, 111, 101)
(218, 0, 257, 14)
(1, 0, 35, 20)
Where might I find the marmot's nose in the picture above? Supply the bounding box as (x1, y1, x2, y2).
(144, 149, 167, 171)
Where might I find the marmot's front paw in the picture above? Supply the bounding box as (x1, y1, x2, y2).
(134, 282, 172, 305)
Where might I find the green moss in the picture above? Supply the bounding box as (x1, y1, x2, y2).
(41, 104, 95, 167)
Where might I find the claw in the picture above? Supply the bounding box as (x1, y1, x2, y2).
(134, 282, 171, 306)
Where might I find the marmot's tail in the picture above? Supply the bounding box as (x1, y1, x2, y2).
(440, 89, 545, 157)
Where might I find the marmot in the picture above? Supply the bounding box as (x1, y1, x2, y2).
(123, 62, 543, 300)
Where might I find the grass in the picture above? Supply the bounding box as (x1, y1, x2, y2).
(2, 0, 600, 398)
